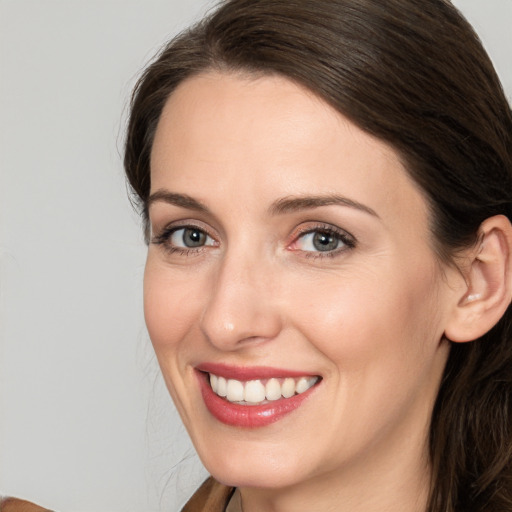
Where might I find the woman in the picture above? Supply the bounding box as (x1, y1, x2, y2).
(123, 0, 512, 511)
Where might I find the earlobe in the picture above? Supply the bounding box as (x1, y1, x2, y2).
(444, 215, 512, 343)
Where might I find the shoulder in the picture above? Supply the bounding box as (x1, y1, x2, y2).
(181, 477, 235, 512)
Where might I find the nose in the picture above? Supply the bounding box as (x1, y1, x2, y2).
(199, 251, 283, 350)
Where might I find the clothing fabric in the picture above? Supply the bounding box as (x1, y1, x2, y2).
(0, 479, 238, 512)
(181, 477, 240, 512)
(0, 497, 53, 512)
(225, 489, 242, 512)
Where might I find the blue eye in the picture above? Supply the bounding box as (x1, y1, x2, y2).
(169, 227, 216, 248)
(293, 227, 355, 254)
(297, 231, 342, 252)
(151, 225, 217, 254)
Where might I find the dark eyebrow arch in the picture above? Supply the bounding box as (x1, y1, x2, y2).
(269, 195, 379, 217)
(147, 190, 378, 218)
(147, 190, 210, 213)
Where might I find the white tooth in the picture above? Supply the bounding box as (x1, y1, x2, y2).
(265, 378, 282, 401)
(217, 376, 227, 397)
(210, 374, 218, 393)
(226, 379, 244, 402)
(296, 376, 317, 394)
(281, 378, 296, 398)
(244, 380, 266, 403)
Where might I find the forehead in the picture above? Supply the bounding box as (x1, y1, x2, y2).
(150, 71, 428, 226)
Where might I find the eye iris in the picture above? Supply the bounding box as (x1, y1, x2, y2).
(183, 228, 206, 247)
(312, 231, 338, 251)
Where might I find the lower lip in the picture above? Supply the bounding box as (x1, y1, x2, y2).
(198, 372, 318, 428)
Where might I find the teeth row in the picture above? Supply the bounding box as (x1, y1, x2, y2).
(209, 374, 318, 404)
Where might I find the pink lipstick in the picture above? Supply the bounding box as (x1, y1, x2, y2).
(196, 364, 320, 428)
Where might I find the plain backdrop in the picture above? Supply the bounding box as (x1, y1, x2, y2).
(0, 1, 511, 511)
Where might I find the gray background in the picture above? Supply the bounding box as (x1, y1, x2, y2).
(0, 1, 510, 511)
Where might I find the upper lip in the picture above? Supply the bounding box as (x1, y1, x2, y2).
(196, 362, 318, 381)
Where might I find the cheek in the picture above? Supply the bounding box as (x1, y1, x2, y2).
(288, 262, 444, 373)
(143, 258, 203, 359)
(143, 258, 209, 423)
(285, 264, 447, 454)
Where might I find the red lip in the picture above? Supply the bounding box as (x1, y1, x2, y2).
(196, 368, 320, 428)
(196, 362, 316, 381)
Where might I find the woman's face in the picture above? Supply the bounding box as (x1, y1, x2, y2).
(145, 72, 455, 490)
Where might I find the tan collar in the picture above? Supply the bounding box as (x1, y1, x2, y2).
(181, 477, 236, 512)
(226, 488, 242, 512)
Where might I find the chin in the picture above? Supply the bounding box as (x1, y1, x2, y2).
(208, 463, 306, 490)
(195, 437, 314, 489)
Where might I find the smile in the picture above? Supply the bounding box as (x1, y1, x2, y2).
(196, 365, 321, 428)
(209, 374, 319, 404)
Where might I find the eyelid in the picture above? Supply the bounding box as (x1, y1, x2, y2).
(151, 218, 215, 240)
(150, 220, 219, 253)
(288, 222, 356, 255)
(170, 227, 217, 248)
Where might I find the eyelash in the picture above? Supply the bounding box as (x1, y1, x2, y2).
(290, 223, 356, 259)
(151, 222, 356, 258)
(151, 224, 217, 257)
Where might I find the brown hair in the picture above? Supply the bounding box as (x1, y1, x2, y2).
(124, 1, 512, 510)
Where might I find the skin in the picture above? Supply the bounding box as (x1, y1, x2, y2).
(145, 72, 463, 511)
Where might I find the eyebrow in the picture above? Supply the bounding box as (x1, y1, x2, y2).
(147, 190, 209, 213)
(269, 195, 379, 217)
(147, 190, 378, 218)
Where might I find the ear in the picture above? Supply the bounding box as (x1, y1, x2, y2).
(444, 215, 512, 343)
